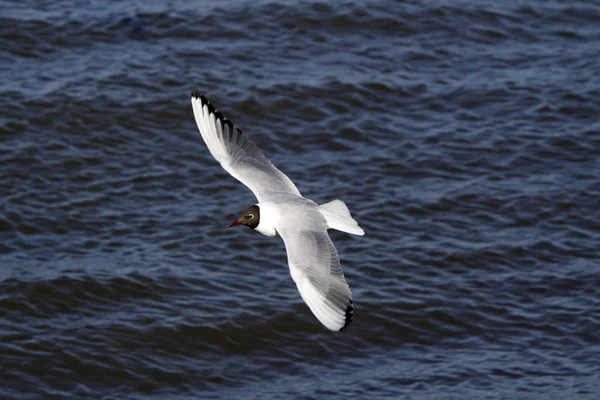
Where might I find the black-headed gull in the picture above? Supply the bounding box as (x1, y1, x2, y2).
(190, 92, 365, 332)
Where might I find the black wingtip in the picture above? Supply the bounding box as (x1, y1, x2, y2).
(340, 299, 354, 331)
(190, 91, 242, 134)
(214, 110, 225, 121)
(191, 91, 216, 112)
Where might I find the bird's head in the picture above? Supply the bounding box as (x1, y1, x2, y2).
(228, 205, 260, 229)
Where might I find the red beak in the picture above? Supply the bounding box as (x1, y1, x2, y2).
(228, 220, 241, 228)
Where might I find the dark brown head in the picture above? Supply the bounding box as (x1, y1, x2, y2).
(228, 205, 260, 229)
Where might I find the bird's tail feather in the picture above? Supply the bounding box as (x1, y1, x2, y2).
(319, 200, 365, 236)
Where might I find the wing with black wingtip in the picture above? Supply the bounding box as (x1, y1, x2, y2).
(278, 227, 354, 332)
(191, 92, 301, 202)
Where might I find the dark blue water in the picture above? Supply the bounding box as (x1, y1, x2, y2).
(1, 0, 599, 398)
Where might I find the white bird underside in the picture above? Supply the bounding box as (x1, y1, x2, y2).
(190, 92, 363, 332)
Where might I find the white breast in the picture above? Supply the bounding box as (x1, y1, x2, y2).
(255, 202, 281, 237)
(255, 196, 324, 238)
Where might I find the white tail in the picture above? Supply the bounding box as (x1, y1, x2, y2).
(319, 200, 365, 236)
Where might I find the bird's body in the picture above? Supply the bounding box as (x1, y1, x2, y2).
(254, 195, 318, 238)
(190, 92, 364, 332)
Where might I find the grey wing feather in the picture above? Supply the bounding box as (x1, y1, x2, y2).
(278, 228, 353, 332)
(191, 92, 301, 202)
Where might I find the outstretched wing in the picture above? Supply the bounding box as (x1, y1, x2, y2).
(278, 228, 353, 332)
(190, 92, 301, 202)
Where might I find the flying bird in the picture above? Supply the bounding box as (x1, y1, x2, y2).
(190, 92, 365, 331)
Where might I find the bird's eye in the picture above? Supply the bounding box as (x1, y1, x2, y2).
(247, 213, 254, 219)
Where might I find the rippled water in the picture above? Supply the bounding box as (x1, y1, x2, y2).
(1, 0, 599, 398)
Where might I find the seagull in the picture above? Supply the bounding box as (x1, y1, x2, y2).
(190, 92, 365, 332)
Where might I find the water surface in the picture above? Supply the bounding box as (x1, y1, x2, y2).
(1, 0, 599, 398)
